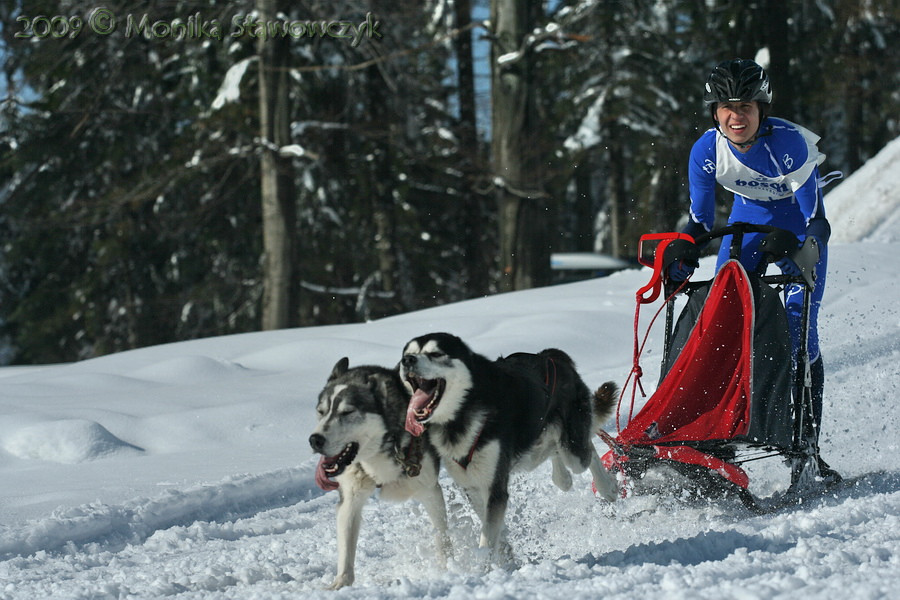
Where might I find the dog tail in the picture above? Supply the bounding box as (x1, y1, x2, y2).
(593, 382, 618, 424)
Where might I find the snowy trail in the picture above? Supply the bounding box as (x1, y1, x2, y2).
(0, 465, 321, 561)
(1, 231, 898, 597)
(2, 464, 899, 599)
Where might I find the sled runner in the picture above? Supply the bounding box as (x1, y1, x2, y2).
(601, 223, 838, 511)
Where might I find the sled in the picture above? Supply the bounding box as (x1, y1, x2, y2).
(600, 223, 837, 512)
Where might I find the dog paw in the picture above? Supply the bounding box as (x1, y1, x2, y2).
(326, 573, 354, 590)
(551, 458, 574, 491)
(471, 546, 495, 574)
(495, 541, 518, 571)
(436, 533, 453, 569)
(591, 476, 619, 501)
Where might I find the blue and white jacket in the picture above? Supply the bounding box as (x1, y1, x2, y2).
(686, 117, 831, 244)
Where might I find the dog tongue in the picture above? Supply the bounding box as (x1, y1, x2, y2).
(404, 389, 430, 437)
(315, 456, 340, 491)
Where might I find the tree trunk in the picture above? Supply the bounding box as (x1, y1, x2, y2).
(490, 0, 549, 292)
(758, 0, 792, 117)
(365, 54, 404, 314)
(606, 135, 625, 259)
(258, 0, 297, 330)
(572, 160, 595, 252)
(455, 0, 490, 297)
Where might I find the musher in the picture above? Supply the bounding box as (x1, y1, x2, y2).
(668, 58, 841, 483)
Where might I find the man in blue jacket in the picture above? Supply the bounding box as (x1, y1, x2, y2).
(670, 58, 840, 484)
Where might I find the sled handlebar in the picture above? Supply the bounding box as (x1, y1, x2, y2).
(636, 232, 696, 304)
(691, 222, 785, 249)
(638, 223, 820, 298)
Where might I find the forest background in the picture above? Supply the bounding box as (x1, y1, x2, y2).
(0, 0, 897, 364)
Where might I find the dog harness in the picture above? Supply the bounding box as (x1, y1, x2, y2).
(392, 435, 424, 478)
(454, 356, 559, 470)
(453, 426, 483, 470)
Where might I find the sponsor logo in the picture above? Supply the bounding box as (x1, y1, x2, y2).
(733, 177, 790, 195)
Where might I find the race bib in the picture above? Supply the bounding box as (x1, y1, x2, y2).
(715, 121, 826, 201)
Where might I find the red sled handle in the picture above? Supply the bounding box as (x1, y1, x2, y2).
(635, 232, 696, 304)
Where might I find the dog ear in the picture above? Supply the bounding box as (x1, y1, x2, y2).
(367, 372, 402, 426)
(329, 357, 350, 381)
(367, 373, 388, 396)
(366, 374, 387, 412)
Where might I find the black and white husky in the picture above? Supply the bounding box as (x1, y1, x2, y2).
(309, 358, 450, 589)
(399, 332, 618, 562)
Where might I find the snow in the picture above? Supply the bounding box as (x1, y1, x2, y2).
(1, 139, 899, 598)
(564, 88, 607, 152)
(278, 144, 308, 158)
(211, 57, 254, 111)
(824, 135, 900, 243)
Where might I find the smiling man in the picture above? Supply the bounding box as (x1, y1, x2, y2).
(715, 100, 762, 150)
(668, 58, 842, 484)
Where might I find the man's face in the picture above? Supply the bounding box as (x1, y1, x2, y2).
(716, 101, 761, 150)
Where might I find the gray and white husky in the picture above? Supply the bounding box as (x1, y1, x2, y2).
(399, 333, 618, 563)
(309, 358, 450, 589)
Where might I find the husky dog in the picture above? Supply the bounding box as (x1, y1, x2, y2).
(399, 332, 618, 561)
(309, 358, 450, 589)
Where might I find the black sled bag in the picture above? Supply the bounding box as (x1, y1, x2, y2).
(605, 260, 794, 487)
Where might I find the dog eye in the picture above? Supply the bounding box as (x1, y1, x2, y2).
(338, 407, 356, 416)
(426, 351, 445, 359)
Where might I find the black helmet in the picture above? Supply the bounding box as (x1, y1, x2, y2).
(704, 59, 772, 106)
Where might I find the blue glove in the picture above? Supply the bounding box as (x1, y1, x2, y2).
(776, 256, 802, 276)
(667, 259, 696, 282)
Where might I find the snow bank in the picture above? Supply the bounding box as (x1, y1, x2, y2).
(2, 419, 143, 464)
(825, 135, 900, 243)
(128, 355, 250, 384)
(0, 465, 319, 561)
